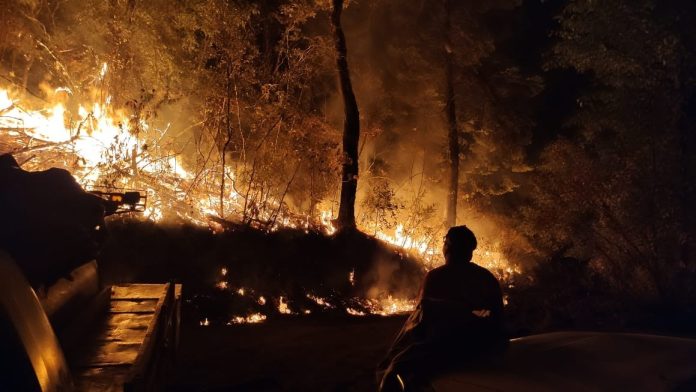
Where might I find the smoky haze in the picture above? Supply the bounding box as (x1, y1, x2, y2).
(2, 0, 537, 271)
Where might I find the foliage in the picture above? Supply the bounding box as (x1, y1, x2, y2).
(517, 0, 696, 301)
(0, 0, 343, 229)
(359, 173, 402, 235)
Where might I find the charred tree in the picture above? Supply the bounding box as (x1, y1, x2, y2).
(220, 64, 233, 219)
(331, 0, 360, 231)
(444, 0, 459, 228)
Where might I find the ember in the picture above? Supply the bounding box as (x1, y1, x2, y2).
(363, 296, 417, 317)
(307, 294, 334, 310)
(277, 296, 293, 315)
(228, 313, 267, 325)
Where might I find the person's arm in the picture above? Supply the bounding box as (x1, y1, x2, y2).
(487, 274, 508, 346)
(420, 270, 434, 298)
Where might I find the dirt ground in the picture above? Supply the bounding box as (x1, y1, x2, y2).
(170, 316, 407, 391)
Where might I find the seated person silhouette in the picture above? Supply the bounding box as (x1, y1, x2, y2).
(377, 225, 507, 391)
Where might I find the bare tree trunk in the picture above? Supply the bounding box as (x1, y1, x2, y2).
(445, 0, 459, 228)
(220, 65, 233, 218)
(331, 0, 360, 231)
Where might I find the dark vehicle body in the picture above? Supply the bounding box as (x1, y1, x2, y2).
(432, 331, 696, 391)
(0, 154, 176, 391)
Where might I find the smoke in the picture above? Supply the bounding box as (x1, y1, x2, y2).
(0, 0, 535, 272)
(318, 1, 535, 270)
(363, 251, 424, 300)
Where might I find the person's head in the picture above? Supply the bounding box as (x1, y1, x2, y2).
(443, 225, 477, 264)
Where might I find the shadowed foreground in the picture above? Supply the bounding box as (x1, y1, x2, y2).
(171, 316, 406, 391)
(433, 332, 696, 391)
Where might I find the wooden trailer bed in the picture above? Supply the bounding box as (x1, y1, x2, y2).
(0, 250, 181, 392)
(72, 284, 181, 392)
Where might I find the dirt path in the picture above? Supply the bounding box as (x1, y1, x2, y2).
(171, 316, 406, 391)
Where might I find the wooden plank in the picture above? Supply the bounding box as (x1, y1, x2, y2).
(96, 316, 152, 344)
(128, 284, 169, 369)
(110, 299, 159, 314)
(74, 286, 165, 377)
(78, 341, 142, 366)
(105, 313, 153, 333)
(73, 367, 128, 392)
(124, 283, 173, 391)
(74, 282, 179, 391)
(111, 284, 168, 300)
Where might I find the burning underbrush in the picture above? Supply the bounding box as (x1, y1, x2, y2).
(1, 73, 522, 324)
(99, 219, 426, 325)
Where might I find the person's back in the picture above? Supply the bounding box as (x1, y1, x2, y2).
(421, 262, 506, 353)
(378, 225, 507, 391)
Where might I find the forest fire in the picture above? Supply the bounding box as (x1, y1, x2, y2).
(2, 0, 696, 390)
(0, 81, 523, 253)
(0, 82, 175, 221)
(0, 0, 532, 334)
(1, 81, 518, 324)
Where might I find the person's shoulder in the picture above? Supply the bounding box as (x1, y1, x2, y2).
(424, 264, 454, 285)
(429, 264, 448, 273)
(425, 264, 447, 279)
(468, 263, 500, 282)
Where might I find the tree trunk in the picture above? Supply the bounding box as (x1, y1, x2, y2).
(220, 65, 233, 218)
(331, 0, 360, 231)
(445, 0, 459, 228)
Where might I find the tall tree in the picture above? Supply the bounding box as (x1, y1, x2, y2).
(444, 0, 459, 227)
(352, 0, 526, 232)
(518, 0, 696, 299)
(331, 0, 360, 230)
